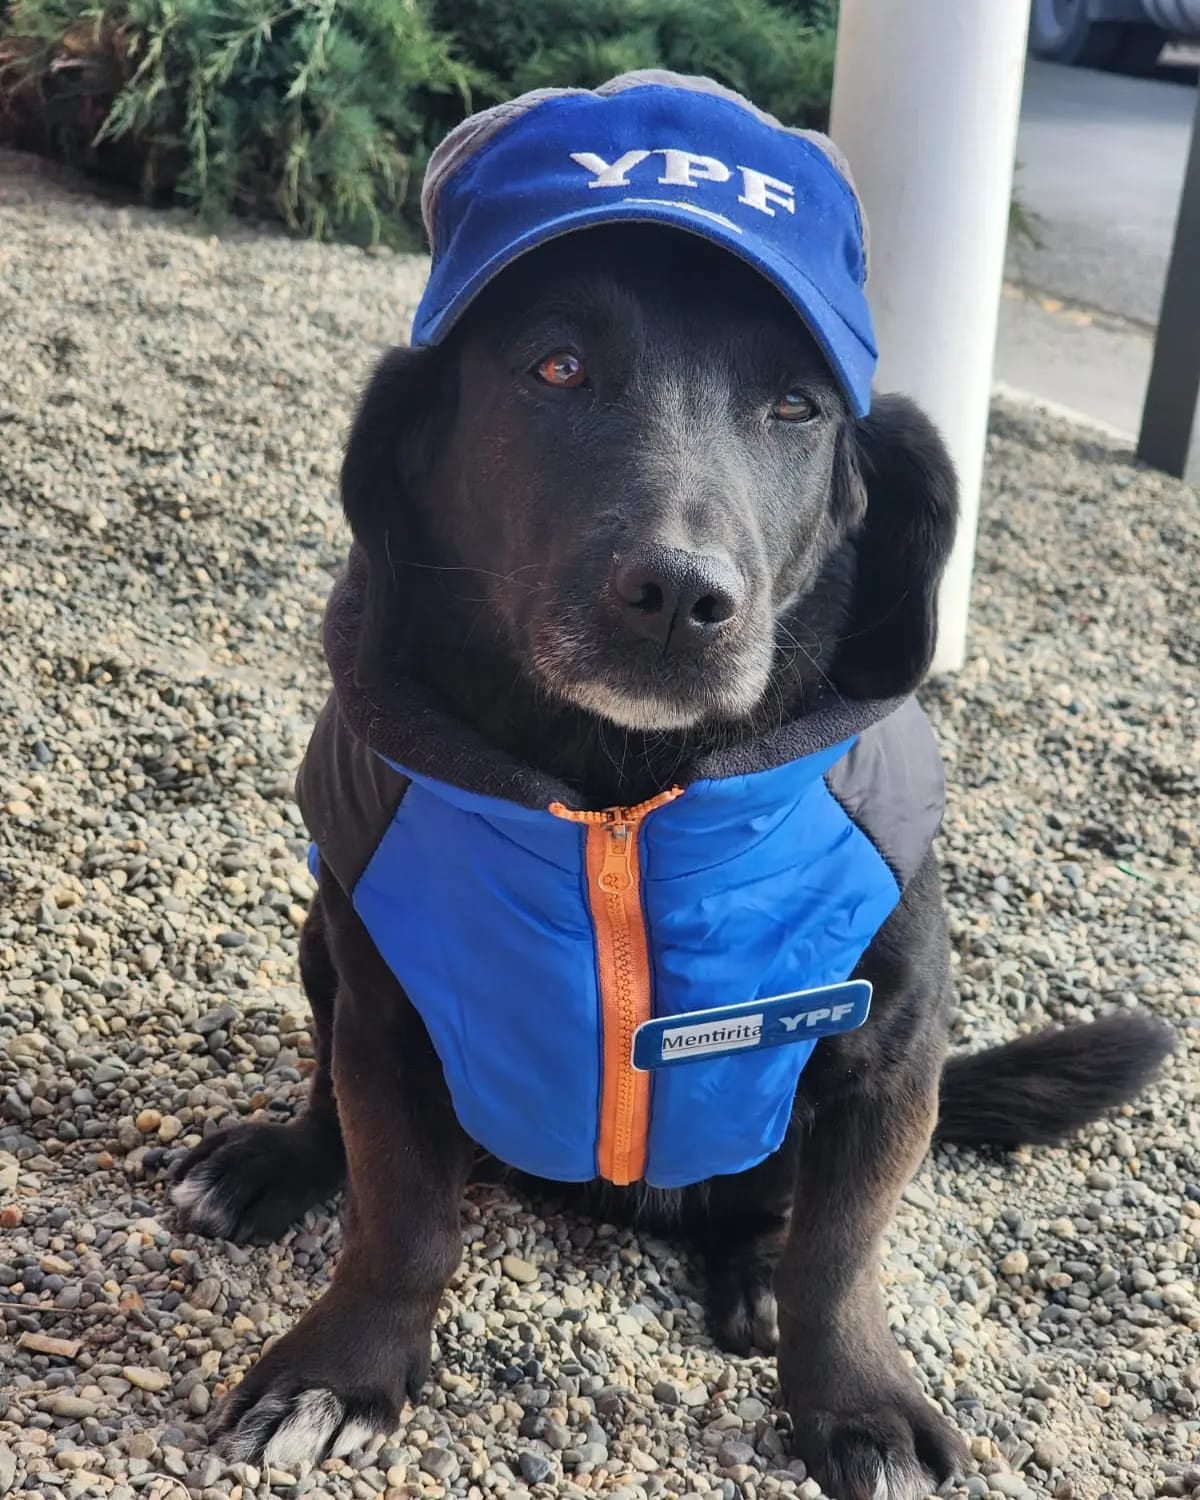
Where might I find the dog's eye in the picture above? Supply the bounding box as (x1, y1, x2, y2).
(772, 389, 817, 422)
(534, 351, 587, 389)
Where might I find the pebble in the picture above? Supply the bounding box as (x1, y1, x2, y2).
(501, 1255, 539, 1285)
(988, 1475, 1031, 1498)
(55, 1450, 94, 1471)
(122, 1366, 171, 1393)
(1034, 1436, 1070, 1470)
(44, 1396, 99, 1419)
(420, 1447, 460, 1482)
(519, 1452, 555, 1484)
(718, 1441, 757, 1470)
(195, 1005, 239, 1036)
(192, 1455, 223, 1487)
(192, 1276, 222, 1310)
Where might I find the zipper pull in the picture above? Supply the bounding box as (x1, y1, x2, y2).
(598, 821, 634, 894)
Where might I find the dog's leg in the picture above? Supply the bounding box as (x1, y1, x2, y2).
(171, 890, 347, 1242)
(701, 1148, 794, 1356)
(775, 1062, 965, 1500)
(213, 872, 475, 1467)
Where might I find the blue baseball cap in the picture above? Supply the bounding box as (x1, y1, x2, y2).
(412, 70, 877, 416)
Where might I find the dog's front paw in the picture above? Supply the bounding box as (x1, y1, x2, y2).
(214, 1294, 432, 1466)
(780, 1346, 966, 1500)
(707, 1256, 779, 1356)
(171, 1117, 344, 1244)
(219, 1383, 396, 1468)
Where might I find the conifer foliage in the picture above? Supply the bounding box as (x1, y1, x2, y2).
(0, 0, 837, 245)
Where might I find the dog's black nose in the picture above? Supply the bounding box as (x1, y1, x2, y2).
(612, 546, 743, 650)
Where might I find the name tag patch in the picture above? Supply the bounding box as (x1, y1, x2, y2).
(631, 981, 871, 1071)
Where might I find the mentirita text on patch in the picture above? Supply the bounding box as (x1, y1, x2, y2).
(661, 1014, 765, 1058)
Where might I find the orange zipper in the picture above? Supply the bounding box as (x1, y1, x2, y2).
(550, 788, 682, 1185)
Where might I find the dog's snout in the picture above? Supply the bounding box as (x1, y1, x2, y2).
(611, 545, 743, 650)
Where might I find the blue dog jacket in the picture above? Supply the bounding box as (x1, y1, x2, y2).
(296, 75, 927, 1191)
(297, 557, 945, 1191)
(412, 70, 877, 416)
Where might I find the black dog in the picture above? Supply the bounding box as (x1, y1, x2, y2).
(172, 226, 1172, 1500)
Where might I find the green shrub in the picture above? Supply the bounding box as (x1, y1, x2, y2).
(0, 0, 477, 243)
(430, 0, 837, 128)
(0, 0, 838, 246)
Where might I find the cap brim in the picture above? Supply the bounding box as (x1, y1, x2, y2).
(410, 200, 876, 418)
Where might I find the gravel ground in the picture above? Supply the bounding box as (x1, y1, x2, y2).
(1, 150, 1198, 1500)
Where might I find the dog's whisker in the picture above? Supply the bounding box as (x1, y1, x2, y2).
(829, 589, 914, 646)
(384, 555, 548, 593)
(774, 619, 849, 712)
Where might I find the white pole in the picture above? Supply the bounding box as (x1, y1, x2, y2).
(830, 0, 1031, 673)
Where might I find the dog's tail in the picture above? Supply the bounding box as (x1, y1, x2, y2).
(934, 1014, 1175, 1148)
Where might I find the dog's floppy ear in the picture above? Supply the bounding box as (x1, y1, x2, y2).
(832, 393, 959, 698)
(340, 344, 448, 683)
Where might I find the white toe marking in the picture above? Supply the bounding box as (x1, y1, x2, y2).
(751, 1287, 779, 1349)
(872, 1458, 933, 1500)
(263, 1388, 343, 1467)
(222, 1391, 288, 1464)
(169, 1173, 208, 1212)
(170, 1163, 237, 1235)
(329, 1417, 378, 1459)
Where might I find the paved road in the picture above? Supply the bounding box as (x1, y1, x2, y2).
(994, 290, 1150, 434)
(993, 58, 1196, 433)
(1003, 59, 1196, 326)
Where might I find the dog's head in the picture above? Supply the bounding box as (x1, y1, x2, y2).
(343, 224, 957, 739)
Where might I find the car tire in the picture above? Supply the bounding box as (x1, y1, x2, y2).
(1028, 0, 1126, 67)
